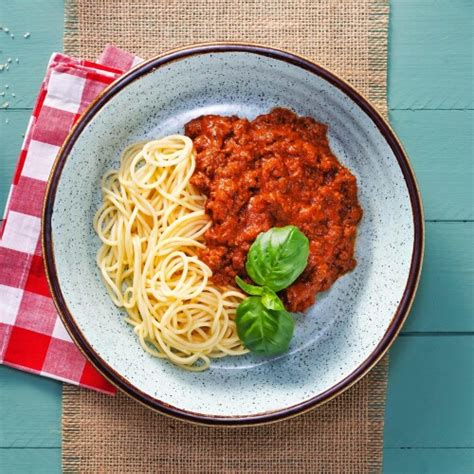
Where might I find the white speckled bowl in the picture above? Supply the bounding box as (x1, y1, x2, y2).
(43, 44, 423, 425)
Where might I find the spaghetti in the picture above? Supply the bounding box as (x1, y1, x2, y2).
(94, 135, 248, 370)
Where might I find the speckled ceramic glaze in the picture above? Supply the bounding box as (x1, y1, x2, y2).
(43, 44, 423, 425)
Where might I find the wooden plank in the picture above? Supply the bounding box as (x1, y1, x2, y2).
(0, 448, 61, 474)
(2, 109, 473, 223)
(0, 0, 64, 109)
(0, 366, 61, 448)
(385, 336, 474, 448)
(384, 448, 474, 474)
(1, 113, 472, 335)
(389, 0, 473, 110)
(2, 336, 473, 451)
(1, 446, 473, 473)
(2, 448, 472, 474)
(1, 0, 473, 111)
(1, 448, 473, 474)
(402, 222, 474, 333)
(390, 110, 473, 221)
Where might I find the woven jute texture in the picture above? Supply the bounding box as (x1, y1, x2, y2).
(63, 1, 389, 472)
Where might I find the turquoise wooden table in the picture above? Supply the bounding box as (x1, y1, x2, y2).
(1, 1, 472, 472)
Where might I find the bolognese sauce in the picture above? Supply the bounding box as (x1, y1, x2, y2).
(185, 108, 362, 312)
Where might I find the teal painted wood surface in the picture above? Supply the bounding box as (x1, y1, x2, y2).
(383, 449, 474, 474)
(0, 367, 61, 448)
(384, 336, 474, 448)
(403, 222, 474, 332)
(0, 0, 64, 109)
(388, 0, 474, 110)
(0, 448, 61, 474)
(1, 0, 473, 473)
(389, 110, 473, 221)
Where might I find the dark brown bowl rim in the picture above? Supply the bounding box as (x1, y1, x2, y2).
(43, 42, 424, 426)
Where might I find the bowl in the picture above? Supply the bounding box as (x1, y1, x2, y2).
(43, 43, 424, 425)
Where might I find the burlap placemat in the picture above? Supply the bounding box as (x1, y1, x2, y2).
(63, 1, 390, 472)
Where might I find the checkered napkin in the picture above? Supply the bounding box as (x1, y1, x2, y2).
(0, 46, 141, 393)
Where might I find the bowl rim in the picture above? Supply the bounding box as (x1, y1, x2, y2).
(42, 42, 424, 426)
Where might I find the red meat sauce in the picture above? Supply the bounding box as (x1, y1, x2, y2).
(185, 108, 362, 312)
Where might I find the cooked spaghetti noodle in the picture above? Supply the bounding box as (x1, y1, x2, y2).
(94, 135, 248, 370)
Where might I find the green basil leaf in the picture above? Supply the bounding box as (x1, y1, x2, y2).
(236, 297, 294, 356)
(261, 287, 285, 311)
(246, 225, 310, 291)
(235, 276, 263, 296)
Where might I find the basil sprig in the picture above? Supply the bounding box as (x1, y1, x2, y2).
(235, 276, 263, 296)
(235, 226, 309, 356)
(236, 297, 294, 356)
(246, 225, 309, 291)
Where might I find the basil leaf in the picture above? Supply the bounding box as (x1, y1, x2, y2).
(236, 297, 294, 356)
(261, 287, 285, 311)
(235, 276, 263, 296)
(246, 225, 310, 291)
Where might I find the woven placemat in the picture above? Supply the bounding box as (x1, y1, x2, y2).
(63, 1, 389, 472)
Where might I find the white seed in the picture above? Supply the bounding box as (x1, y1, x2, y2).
(5, 65, 9, 71)
(0, 92, 4, 96)
(4, 84, 9, 88)
(5, 118, 9, 124)
(7, 58, 12, 63)
(24, 32, 31, 39)
(0, 65, 4, 71)
(10, 34, 14, 39)
(1, 101, 9, 108)
(4, 28, 9, 33)
(11, 92, 16, 97)
(15, 58, 19, 63)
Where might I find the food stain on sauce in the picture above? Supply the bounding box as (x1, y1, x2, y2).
(185, 108, 362, 312)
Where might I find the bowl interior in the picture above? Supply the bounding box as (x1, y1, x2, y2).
(49, 50, 414, 419)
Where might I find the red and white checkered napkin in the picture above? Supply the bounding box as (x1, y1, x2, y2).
(0, 46, 141, 394)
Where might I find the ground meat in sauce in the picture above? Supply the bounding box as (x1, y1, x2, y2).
(185, 108, 362, 312)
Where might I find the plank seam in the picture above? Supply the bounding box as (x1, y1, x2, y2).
(385, 447, 474, 450)
(400, 332, 474, 337)
(0, 447, 61, 450)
